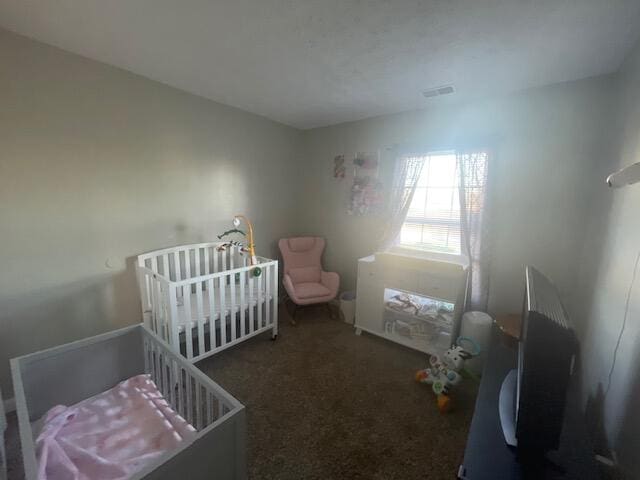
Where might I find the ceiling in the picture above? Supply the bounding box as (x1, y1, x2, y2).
(1, 1, 639, 129)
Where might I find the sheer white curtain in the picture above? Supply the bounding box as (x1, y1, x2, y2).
(379, 155, 426, 251)
(457, 151, 492, 312)
(381, 149, 492, 312)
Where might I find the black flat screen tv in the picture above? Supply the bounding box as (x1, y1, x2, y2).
(499, 266, 578, 455)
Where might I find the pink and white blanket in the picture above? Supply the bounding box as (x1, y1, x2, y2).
(35, 374, 197, 480)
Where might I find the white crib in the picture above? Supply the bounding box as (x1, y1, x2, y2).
(136, 242, 278, 362)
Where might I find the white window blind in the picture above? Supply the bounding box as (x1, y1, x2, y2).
(398, 152, 461, 254)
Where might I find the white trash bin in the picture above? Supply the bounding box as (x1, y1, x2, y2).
(460, 311, 493, 375)
(339, 291, 356, 324)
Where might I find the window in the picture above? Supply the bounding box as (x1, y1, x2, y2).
(398, 152, 461, 254)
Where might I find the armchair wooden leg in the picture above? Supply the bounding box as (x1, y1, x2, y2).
(325, 303, 335, 320)
(282, 294, 297, 325)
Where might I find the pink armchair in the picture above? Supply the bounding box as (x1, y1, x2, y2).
(278, 237, 340, 323)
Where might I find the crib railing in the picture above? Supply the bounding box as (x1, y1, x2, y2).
(142, 328, 241, 432)
(137, 242, 248, 312)
(136, 242, 278, 362)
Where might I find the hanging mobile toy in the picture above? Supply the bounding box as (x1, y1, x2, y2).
(220, 215, 261, 277)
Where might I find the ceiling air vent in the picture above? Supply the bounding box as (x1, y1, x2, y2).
(422, 85, 455, 99)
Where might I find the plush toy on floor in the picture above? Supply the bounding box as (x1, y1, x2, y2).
(415, 337, 479, 413)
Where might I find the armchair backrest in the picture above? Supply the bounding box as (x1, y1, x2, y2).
(278, 237, 325, 285)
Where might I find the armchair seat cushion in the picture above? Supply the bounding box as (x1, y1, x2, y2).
(293, 282, 331, 299)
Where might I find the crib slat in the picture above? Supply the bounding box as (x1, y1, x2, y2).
(158, 349, 164, 393)
(155, 349, 162, 393)
(194, 248, 202, 293)
(184, 249, 192, 289)
(163, 282, 171, 341)
(248, 275, 255, 333)
(206, 392, 213, 425)
(152, 256, 159, 275)
(184, 283, 193, 360)
(146, 274, 155, 332)
(158, 280, 168, 341)
(257, 270, 263, 328)
(273, 261, 279, 329)
(230, 246, 235, 270)
(153, 344, 160, 388)
(195, 281, 205, 356)
(195, 382, 202, 430)
(153, 277, 162, 337)
(143, 338, 150, 373)
(178, 368, 185, 418)
(164, 356, 171, 401)
(173, 250, 182, 282)
(213, 248, 219, 274)
(221, 252, 227, 284)
(219, 275, 227, 345)
(265, 264, 271, 327)
(186, 372, 193, 426)
(148, 342, 154, 380)
(169, 358, 177, 410)
(239, 270, 246, 336)
(173, 251, 182, 304)
(161, 352, 168, 396)
(207, 278, 216, 350)
(204, 247, 210, 276)
(162, 254, 170, 279)
(230, 271, 237, 341)
(141, 261, 151, 312)
(148, 275, 155, 333)
(168, 285, 180, 351)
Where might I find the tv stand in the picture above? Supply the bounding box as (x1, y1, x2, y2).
(458, 328, 597, 479)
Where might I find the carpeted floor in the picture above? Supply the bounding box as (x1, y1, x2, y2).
(198, 307, 478, 479)
(4, 307, 478, 479)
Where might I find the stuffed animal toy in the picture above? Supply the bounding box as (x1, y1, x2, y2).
(415, 337, 479, 413)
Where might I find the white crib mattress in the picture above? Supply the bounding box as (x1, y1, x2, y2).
(174, 288, 273, 332)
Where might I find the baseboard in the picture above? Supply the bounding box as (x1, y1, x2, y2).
(3, 396, 15, 414)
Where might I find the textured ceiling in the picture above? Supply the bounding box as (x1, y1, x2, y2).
(1, 0, 639, 129)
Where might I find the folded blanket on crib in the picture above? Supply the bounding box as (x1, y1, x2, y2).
(35, 374, 197, 480)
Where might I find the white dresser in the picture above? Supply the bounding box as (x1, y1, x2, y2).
(355, 250, 468, 356)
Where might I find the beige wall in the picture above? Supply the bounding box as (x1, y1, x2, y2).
(575, 38, 640, 477)
(298, 76, 615, 316)
(0, 29, 301, 395)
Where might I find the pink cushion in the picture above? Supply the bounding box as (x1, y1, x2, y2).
(289, 266, 321, 284)
(288, 237, 317, 252)
(293, 282, 331, 299)
(279, 237, 325, 278)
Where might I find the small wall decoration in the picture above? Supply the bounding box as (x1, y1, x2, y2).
(353, 151, 379, 170)
(333, 155, 346, 179)
(347, 151, 384, 216)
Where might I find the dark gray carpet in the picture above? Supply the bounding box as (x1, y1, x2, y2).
(4, 307, 478, 479)
(198, 307, 478, 479)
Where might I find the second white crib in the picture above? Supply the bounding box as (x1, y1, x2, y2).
(137, 242, 278, 362)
